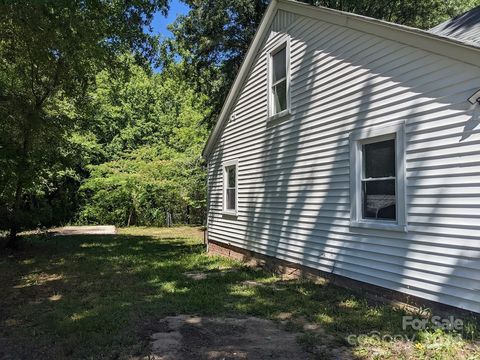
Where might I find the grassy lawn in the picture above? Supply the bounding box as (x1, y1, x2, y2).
(0, 227, 478, 359)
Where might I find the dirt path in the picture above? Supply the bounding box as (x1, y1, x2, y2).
(148, 315, 315, 360)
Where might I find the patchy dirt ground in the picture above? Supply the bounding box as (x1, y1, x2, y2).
(147, 315, 315, 360)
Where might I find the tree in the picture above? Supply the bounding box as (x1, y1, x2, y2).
(79, 147, 207, 227)
(165, 0, 269, 128)
(77, 60, 210, 227)
(0, 0, 168, 247)
(166, 0, 477, 127)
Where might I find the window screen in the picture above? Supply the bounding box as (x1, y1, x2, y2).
(225, 165, 236, 211)
(361, 139, 396, 220)
(271, 46, 287, 114)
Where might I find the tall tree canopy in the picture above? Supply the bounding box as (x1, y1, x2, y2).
(0, 0, 168, 246)
(167, 0, 477, 127)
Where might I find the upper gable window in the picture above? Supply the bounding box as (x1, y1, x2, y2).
(268, 38, 290, 120)
(272, 47, 287, 113)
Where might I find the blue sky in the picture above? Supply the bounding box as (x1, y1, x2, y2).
(149, 0, 190, 38)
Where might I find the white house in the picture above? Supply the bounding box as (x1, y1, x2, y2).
(203, 0, 480, 314)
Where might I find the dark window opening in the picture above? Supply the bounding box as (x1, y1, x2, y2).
(271, 46, 287, 114)
(225, 165, 236, 211)
(361, 139, 396, 221)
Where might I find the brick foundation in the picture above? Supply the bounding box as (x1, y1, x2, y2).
(208, 239, 477, 317)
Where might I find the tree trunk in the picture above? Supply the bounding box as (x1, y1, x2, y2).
(6, 227, 18, 248)
(127, 208, 132, 227)
(6, 183, 22, 248)
(6, 115, 31, 249)
(127, 208, 136, 227)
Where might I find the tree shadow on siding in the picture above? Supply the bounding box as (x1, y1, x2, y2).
(244, 24, 401, 291)
(244, 18, 480, 318)
(460, 104, 480, 141)
(402, 83, 480, 313)
(207, 141, 224, 239)
(407, 110, 480, 314)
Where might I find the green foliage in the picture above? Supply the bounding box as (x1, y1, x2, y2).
(0, 91, 82, 230)
(165, 0, 270, 128)
(79, 148, 206, 227)
(0, 0, 168, 242)
(77, 59, 210, 226)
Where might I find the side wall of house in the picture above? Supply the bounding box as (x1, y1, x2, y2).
(207, 9, 480, 313)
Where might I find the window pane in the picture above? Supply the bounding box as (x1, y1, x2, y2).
(227, 166, 236, 187)
(273, 80, 287, 114)
(272, 47, 286, 83)
(363, 139, 395, 178)
(362, 179, 396, 220)
(226, 189, 236, 210)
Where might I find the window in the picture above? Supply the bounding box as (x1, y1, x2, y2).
(362, 139, 396, 220)
(268, 38, 290, 119)
(223, 160, 238, 214)
(350, 123, 407, 232)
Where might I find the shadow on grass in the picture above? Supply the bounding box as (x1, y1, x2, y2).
(0, 230, 478, 359)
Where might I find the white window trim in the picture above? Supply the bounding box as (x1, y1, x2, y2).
(349, 122, 407, 232)
(222, 159, 239, 216)
(267, 35, 291, 122)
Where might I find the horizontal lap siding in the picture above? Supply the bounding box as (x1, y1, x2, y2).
(207, 10, 480, 313)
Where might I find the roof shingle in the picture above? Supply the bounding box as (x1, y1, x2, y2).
(429, 6, 480, 47)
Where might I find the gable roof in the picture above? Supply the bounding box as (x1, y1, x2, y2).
(429, 6, 480, 48)
(202, 0, 480, 159)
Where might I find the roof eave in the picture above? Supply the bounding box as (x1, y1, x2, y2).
(202, 0, 480, 160)
(279, 0, 480, 62)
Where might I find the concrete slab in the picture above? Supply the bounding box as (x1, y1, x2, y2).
(51, 226, 117, 236)
(148, 315, 317, 360)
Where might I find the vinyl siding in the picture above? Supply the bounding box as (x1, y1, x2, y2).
(206, 9, 480, 313)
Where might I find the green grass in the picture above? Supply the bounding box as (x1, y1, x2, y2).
(0, 227, 478, 359)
